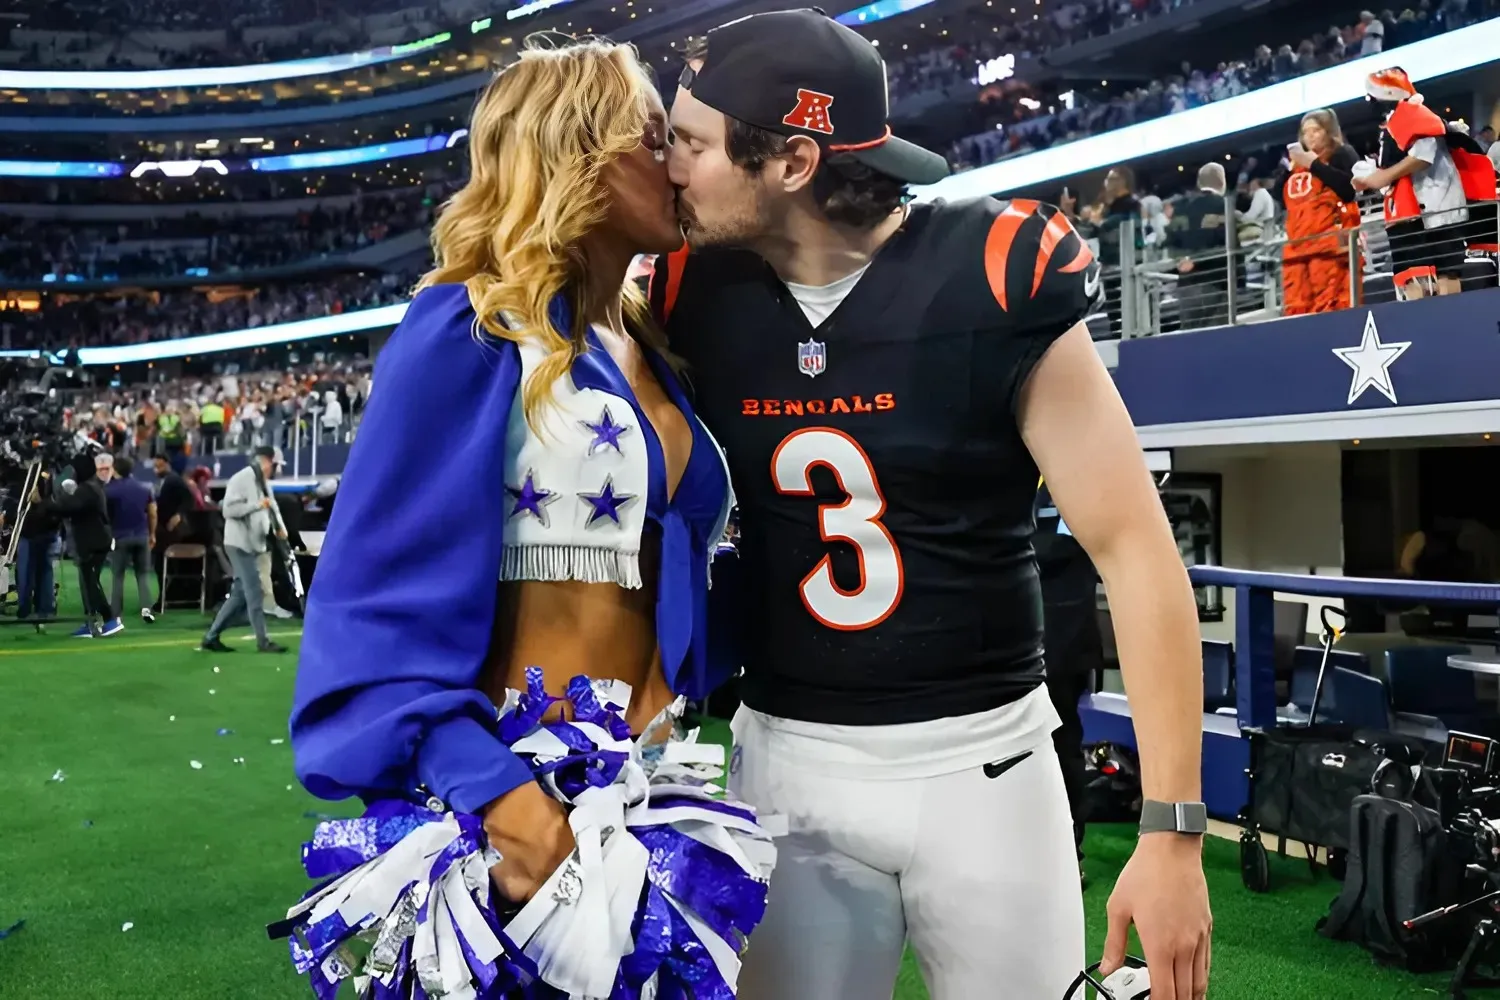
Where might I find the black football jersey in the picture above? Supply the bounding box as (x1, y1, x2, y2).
(653, 197, 1100, 726)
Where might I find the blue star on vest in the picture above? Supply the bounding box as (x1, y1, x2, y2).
(579, 475, 635, 527)
(507, 469, 558, 527)
(582, 405, 631, 456)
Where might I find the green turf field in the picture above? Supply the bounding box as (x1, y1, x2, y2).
(0, 600, 1456, 998)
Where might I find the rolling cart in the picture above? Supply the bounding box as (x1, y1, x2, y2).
(1238, 606, 1424, 892)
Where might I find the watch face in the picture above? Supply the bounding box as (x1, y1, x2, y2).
(1176, 802, 1208, 833)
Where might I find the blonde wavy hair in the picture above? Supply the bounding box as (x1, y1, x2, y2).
(419, 36, 672, 427)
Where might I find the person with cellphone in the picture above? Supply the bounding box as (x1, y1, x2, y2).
(1279, 109, 1361, 315)
(199, 446, 287, 654)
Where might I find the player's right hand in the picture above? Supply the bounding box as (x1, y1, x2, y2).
(482, 781, 576, 904)
(260, 497, 273, 509)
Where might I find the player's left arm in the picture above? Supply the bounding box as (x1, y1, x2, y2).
(1019, 323, 1211, 998)
(994, 200, 1211, 998)
(1017, 326, 1201, 808)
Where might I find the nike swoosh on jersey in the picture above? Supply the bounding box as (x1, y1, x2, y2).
(1083, 268, 1102, 301)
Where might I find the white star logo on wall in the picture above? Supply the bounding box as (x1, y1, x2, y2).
(1331, 311, 1411, 406)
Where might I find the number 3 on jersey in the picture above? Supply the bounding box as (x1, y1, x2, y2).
(770, 427, 905, 631)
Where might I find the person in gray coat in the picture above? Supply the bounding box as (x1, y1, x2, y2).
(200, 446, 287, 654)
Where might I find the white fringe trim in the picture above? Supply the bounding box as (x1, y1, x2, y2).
(501, 545, 643, 589)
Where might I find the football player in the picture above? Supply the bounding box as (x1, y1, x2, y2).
(655, 9, 1212, 1000)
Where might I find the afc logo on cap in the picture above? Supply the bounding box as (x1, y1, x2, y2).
(782, 88, 835, 136)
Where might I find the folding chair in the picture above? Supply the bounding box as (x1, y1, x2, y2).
(160, 543, 208, 614)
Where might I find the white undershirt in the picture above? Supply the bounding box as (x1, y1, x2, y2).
(782, 263, 871, 327)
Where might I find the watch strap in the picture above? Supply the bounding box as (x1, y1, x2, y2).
(1139, 799, 1208, 835)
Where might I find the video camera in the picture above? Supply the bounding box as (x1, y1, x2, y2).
(1395, 732, 1500, 997)
(0, 355, 93, 471)
(0, 356, 97, 572)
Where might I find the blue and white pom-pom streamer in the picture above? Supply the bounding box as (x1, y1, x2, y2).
(271, 669, 782, 999)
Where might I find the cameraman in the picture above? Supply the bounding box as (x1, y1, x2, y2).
(16, 472, 60, 624)
(32, 452, 116, 637)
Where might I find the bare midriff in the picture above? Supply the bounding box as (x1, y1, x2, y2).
(482, 327, 693, 734)
(484, 537, 676, 734)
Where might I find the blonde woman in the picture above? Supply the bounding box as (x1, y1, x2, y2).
(277, 37, 777, 999)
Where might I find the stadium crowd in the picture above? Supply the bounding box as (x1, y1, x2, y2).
(70, 359, 371, 461)
(4, 0, 485, 68)
(0, 269, 416, 351)
(0, 186, 448, 283)
(896, 3, 1500, 169)
(0, 159, 461, 207)
(887, 0, 1201, 100)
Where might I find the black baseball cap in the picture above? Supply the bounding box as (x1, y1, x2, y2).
(682, 8, 951, 186)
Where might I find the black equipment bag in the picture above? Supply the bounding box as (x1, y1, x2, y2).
(1317, 794, 1466, 971)
(1083, 742, 1142, 823)
(1249, 725, 1426, 852)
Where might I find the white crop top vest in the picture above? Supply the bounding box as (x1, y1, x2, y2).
(499, 331, 734, 589)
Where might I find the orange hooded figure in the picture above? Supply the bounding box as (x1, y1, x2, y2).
(1366, 66, 1497, 296)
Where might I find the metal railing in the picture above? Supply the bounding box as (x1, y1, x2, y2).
(66, 402, 362, 479)
(198, 405, 363, 478)
(1104, 193, 1500, 340)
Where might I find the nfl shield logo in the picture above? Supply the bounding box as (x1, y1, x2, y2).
(797, 339, 827, 379)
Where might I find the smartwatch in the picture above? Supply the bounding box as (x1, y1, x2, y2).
(1138, 800, 1208, 836)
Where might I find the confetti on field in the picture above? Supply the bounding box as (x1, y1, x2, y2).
(168, 715, 176, 722)
(47, 769, 65, 783)
(189, 760, 203, 770)
(286, 784, 293, 791)
(121, 922, 134, 933)
(269, 738, 285, 745)
(232, 757, 245, 765)
(213, 666, 221, 673)
(208, 689, 216, 695)
(81, 820, 93, 829)
(0, 919, 24, 940)
(302, 811, 336, 821)
(216, 728, 234, 736)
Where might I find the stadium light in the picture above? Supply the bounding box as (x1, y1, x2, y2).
(0, 34, 448, 90)
(912, 17, 1500, 202)
(129, 159, 228, 178)
(0, 160, 122, 178)
(835, 0, 938, 26)
(975, 54, 1016, 86)
(53, 303, 414, 366)
(6, 130, 470, 180)
(506, 0, 576, 20)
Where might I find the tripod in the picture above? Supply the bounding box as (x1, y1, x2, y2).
(1405, 868, 1500, 998)
(1, 459, 56, 629)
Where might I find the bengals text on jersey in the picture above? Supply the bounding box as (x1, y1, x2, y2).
(652, 197, 1101, 726)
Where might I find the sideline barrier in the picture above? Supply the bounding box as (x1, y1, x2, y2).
(1080, 566, 1500, 819)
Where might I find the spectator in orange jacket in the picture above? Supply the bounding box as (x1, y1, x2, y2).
(1281, 108, 1362, 315)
